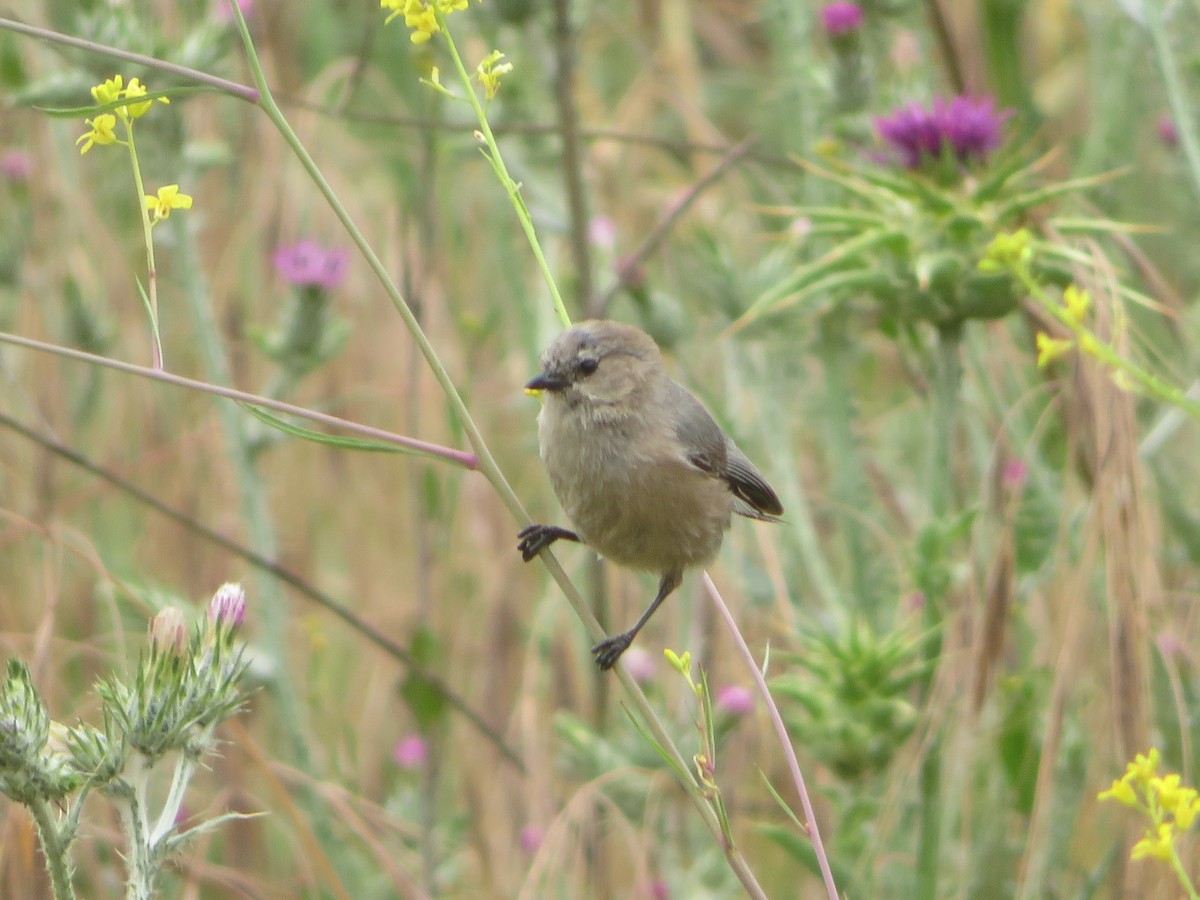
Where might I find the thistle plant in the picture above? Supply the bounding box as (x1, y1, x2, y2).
(0, 583, 253, 900)
(769, 623, 924, 781)
(735, 94, 1125, 337)
(1098, 748, 1200, 898)
(247, 239, 352, 410)
(74, 74, 192, 369)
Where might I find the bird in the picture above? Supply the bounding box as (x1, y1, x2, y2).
(518, 319, 783, 670)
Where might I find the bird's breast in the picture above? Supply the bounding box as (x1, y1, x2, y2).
(538, 401, 732, 572)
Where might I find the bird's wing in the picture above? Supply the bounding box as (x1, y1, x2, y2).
(668, 381, 784, 520)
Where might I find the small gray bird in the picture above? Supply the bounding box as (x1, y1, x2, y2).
(518, 320, 783, 670)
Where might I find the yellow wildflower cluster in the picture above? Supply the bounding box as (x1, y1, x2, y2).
(475, 50, 513, 100)
(1034, 285, 1093, 368)
(1098, 748, 1200, 864)
(979, 228, 1033, 274)
(76, 75, 169, 155)
(381, 0, 472, 44)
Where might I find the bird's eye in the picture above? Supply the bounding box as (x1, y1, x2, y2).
(578, 358, 599, 376)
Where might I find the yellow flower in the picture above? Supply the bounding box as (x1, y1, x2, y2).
(123, 77, 168, 120)
(91, 75, 125, 107)
(76, 114, 119, 154)
(1098, 777, 1138, 807)
(407, 7, 439, 41)
(380, 0, 404, 23)
(437, 0, 469, 10)
(1130, 748, 1162, 784)
(1131, 823, 1176, 861)
(476, 50, 513, 100)
(1035, 332, 1073, 368)
(1062, 285, 1091, 324)
(1177, 796, 1200, 831)
(144, 184, 194, 221)
(980, 229, 1033, 273)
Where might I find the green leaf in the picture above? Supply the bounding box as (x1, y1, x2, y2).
(400, 626, 447, 731)
(34, 86, 210, 118)
(238, 404, 448, 462)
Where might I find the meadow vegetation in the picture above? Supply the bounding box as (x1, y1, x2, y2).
(2, 0, 1200, 897)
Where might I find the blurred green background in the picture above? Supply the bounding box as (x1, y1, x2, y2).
(2, 0, 1200, 896)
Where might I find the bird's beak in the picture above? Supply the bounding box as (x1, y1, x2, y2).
(525, 371, 568, 394)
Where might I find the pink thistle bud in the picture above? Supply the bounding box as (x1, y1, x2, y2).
(208, 583, 246, 628)
(150, 607, 189, 656)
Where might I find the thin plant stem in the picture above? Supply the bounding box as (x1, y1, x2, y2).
(27, 799, 76, 900)
(433, 16, 572, 327)
(0, 18, 258, 102)
(1168, 846, 1200, 900)
(0, 331, 476, 467)
(120, 122, 163, 368)
(702, 573, 839, 900)
(1143, 1, 1200, 205)
(550, 0, 594, 311)
(914, 323, 963, 900)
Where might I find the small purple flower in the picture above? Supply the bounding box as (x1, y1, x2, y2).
(519, 825, 544, 853)
(1157, 115, 1179, 148)
(217, 0, 253, 23)
(208, 582, 246, 628)
(393, 735, 428, 769)
(620, 647, 657, 683)
(875, 96, 1012, 169)
(821, 2, 864, 37)
(273, 240, 350, 291)
(1001, 459, 1028, 490)
(715, 685, 754, 716)
(588, 216, 617, 251)
(1, 149, 31, 183)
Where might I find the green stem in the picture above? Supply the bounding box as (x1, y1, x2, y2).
(28, 799, 76, 900)
(436, 19, 571, 327)
(121, 120, 163, 368)
(1143, 1, 1200, 206)
(1169, 844, 1200, 900)
(815, 312, 877, 617)
(914, 323, 963, 900)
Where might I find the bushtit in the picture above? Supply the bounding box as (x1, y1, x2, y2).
(518, 320, 783, 670)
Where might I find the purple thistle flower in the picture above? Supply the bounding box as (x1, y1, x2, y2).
(821, 2, 864, 37)
(273, 239, 350, 291)
(208, 582, 246, 628)
(874, 96, 1012, 169)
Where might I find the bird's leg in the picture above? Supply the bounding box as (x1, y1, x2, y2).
(517, 524, 580, 562)
(592, 569, 683, 670)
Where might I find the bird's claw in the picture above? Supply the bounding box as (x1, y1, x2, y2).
(591, 633, 633, 671)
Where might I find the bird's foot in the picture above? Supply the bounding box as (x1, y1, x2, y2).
(591, 632, 634, 671)
(517, 524, 579, 562)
